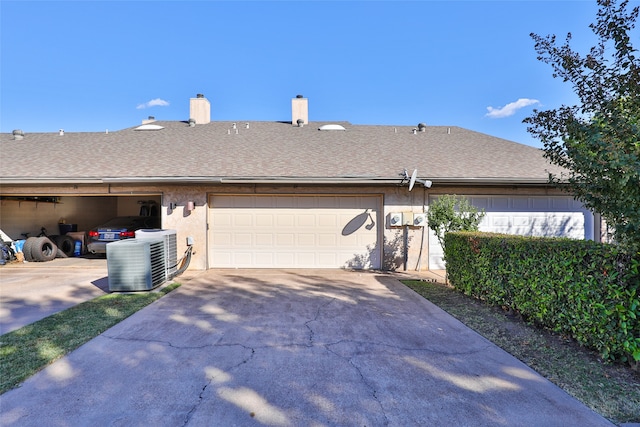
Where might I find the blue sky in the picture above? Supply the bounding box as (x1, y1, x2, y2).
(2, 0, 636, 147)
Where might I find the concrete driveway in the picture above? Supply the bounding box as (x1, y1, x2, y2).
(0, 257, 109, 334)
(0, 269, 612, 426)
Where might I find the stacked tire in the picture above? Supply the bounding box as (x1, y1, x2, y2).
(22, 235, 75, 262)
(23, 237, 56, 262)
(50, 235, 75, 257)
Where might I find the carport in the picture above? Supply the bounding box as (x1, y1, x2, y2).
(0, 194, 161, 249)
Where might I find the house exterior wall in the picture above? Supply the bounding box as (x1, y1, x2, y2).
(0, 183, 574, 271)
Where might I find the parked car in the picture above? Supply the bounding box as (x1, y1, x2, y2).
(87, 216, 161, 254)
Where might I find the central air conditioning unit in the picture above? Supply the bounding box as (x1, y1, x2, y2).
(135, 229, 178, 279)
(107, 239, 166, 291)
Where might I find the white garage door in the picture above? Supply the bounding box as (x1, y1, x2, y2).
(209, 195, 381, 269)
(428, 195, 593, 270)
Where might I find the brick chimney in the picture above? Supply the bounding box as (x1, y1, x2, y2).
(190, 94, 211, 124)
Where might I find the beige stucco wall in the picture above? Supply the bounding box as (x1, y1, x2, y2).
(0, 183, 568, 271)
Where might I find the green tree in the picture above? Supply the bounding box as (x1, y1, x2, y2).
(524, 0, 640, 251)
(427, 194, 485, 250)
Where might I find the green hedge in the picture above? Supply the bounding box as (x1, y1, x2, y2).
(444, 232, 640, 364)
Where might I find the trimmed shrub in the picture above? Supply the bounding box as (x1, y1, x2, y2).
(444, 232, 640, 365)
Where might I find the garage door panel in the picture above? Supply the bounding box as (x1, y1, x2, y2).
(212, 232, 232, 245)
(298, 234, 316, 246)
(255, 234, 273, 246)
(234, 252, 253, 265)
(318, 234, 337, 246)
(255, 214, 273, 227)
(274, 252, 295, 265)
(209, 195, 380, 269)
(212, 213, 233, 227)
(340, 234, 359, 245)
(488, 216, 510, 227)
(214, 253, 232, 265)
(298, 214, 315, 227)
(234, 214, 253, 227)
(513, 216, 530, 226)
(318, 215, 337, 227)
(531, 198, 551, 210)
(254, 252, 272, 263)
(492, 197, 509, 209)
(234, 233, 253, 246)
(297, 253, 316, 265)
(470, 197, 490, 209)
(276, 234, 295, 246)
(277, 215, 295, 227)
(552, 198, 571, 209)
(318, 253, 338, 266)
(512, 198, 529, 210)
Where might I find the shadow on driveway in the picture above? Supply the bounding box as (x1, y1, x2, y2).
(0, 269, 613, 426)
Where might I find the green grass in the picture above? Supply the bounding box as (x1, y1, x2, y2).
(403, 279, 640, 425)
(0, 283, 180, 394)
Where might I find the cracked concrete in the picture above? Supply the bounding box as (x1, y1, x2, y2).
(0, 269, 614, 426)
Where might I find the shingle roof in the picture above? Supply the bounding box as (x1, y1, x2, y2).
(0, 121, 561, 185)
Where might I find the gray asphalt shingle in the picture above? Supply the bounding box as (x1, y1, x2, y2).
(0, 121, 560, 183)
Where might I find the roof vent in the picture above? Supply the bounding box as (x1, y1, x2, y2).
(297, 118, 304, 128)
(134, 124, 165, 131)
(12, 129, 24, 140)
(59, 129, 64, 136)
(418, 123, 427, 132)
(188, 118, 196, 127)
(318, 124, 346, 131)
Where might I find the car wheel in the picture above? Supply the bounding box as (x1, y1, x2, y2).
(32, 237, 57, 262)
(22, 237, 39, 262)
(53, 235, 75, 257)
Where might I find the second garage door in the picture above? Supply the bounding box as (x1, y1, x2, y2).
(208, 195, 381, 269)
(428, 195, 594, 270)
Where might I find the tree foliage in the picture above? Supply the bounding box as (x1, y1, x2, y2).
(427, 194, 485, 250)
(524, 0, 640, 251)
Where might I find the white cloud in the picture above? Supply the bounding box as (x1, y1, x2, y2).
(136, 98, 170, 109)
(485, 98, 540, 118)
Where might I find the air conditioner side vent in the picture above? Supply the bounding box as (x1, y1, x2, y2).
(135, 229, 178, 279)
